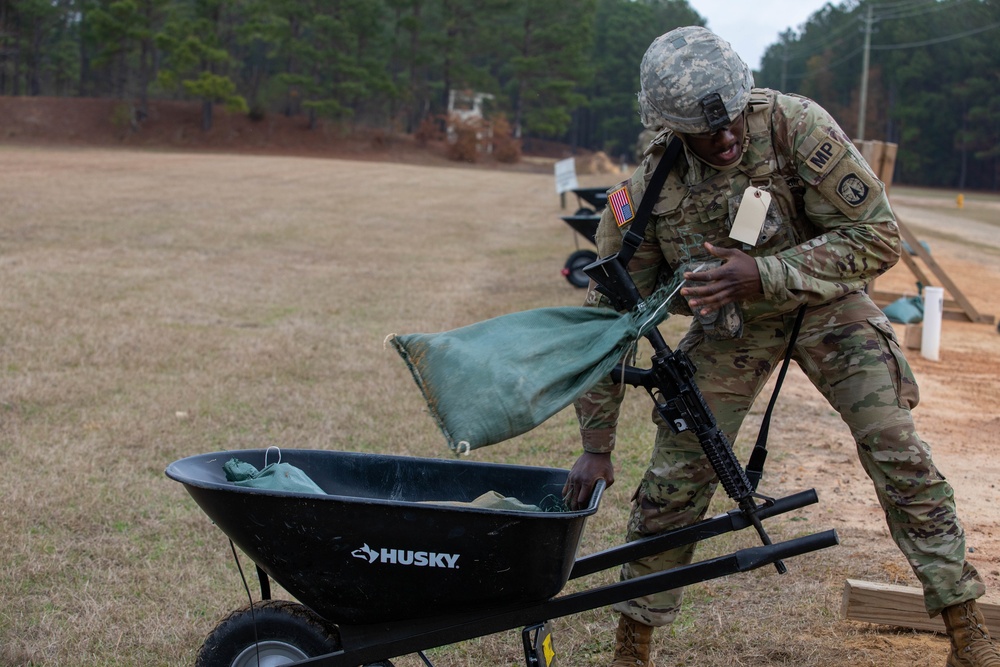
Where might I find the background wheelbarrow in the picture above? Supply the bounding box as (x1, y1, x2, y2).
(167, 448, 838, 667)
(560, 187, 608, 288)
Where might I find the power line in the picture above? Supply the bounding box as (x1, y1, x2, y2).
(777, 47, 865, 83)
(772, 0, 920, 61)
(774, 17, 998, 84)
(874, 0, 975, 21)
(773, 0, 982, 63)
(763, 0, 999, 121)
(772, 1, 999, 79)
(774, 16, 858, 60)
(870, 21, 1000, 50)
(868, 0, 937, 10)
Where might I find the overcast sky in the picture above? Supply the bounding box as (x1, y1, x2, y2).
(687, 0, 836, 70)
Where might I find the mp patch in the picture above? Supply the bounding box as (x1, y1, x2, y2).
(797, 127, 847, 176)
(837, 173, 870, 207)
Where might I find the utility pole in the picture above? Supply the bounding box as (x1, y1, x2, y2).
(780, 42, 789, 92)
(857, 4, 874, 141)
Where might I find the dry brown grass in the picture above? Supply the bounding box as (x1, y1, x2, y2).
(2, 145, 994, 667)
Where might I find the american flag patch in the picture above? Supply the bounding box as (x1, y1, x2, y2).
(608, 183, 635, 228)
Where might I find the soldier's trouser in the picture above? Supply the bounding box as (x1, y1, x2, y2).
(613, 293, 984, 627)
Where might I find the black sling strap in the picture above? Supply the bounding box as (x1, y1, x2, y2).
(616, 137, 683, 266)
(745, 304, 807, 491)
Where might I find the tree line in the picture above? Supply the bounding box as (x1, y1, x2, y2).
(758, 0, 1000, 190)
(2, 0, 999, 190)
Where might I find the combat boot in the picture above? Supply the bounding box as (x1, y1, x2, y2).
(610, 614, 655, 667)
(942, 599, 1000, 666)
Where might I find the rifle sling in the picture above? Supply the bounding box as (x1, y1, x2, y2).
(745, 305, 807, 491)
(617, 137, 682, 266)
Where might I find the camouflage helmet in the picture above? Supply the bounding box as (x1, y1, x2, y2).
(637, 26, 754, 134)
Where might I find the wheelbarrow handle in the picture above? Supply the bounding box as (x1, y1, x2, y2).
(569, 489, 820, 579)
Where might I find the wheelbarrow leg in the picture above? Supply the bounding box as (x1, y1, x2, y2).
(256, 564, 271, 601)
(522, 621, 555, 667)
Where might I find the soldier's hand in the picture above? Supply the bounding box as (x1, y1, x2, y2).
(562, 451, 614, 511)
(681, 242, 762, 316)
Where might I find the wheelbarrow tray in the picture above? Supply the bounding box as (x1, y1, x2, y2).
(572, 187, 608, 211)
(561, 214, 600, 244)
(166, 449, 601, 625)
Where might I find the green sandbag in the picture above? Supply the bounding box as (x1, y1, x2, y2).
(883, 294, 923, 324)
(389, 272, 683, 454)
(223, 458, 326, 495)
(421, 491, 544, 512)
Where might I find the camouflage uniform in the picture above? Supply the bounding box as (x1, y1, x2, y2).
(575, 88, 985, 625)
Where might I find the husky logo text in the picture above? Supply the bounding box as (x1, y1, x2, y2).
(350, 543, 461, 569)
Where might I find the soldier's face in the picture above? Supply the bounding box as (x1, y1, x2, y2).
(683, 114, 746, 167)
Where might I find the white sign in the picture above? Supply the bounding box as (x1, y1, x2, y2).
(554, 158, 579, 194)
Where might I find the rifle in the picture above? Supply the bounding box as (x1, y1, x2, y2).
(584, 252, 787, 574)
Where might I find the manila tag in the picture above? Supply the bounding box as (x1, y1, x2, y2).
(729, 186, 772, 246)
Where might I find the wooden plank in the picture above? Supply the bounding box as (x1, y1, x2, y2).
(872, 300, 989, 323)
(871, 290, 974, 315)
(897, 219, 993, 324)
(943, 309, 990, 323)
(881, 143, 898, 192)
(856, 139, 896, 188)
(872, 219, 996, 325)
(842, 579, 1000, 634)
(850, 140, 993, 325)
(897, 250, 934, 288)
(866, 141, 886, 180)
(904, 324, 922, 350)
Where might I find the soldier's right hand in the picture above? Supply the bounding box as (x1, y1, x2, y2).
(562, 451, 615, 510)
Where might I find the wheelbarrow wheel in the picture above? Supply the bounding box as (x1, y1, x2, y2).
(195, 599, 343, 667)
(563, 249, 598, 288)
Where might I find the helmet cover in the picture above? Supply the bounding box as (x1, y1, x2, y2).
(638, 26, 754, 134)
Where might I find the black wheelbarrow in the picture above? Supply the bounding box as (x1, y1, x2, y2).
(167, 448, 838, 667)
(568, 187, 608, 216)
(560, 187, 608, 288)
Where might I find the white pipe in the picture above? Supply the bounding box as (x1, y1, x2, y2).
(921, 286, 945, 361)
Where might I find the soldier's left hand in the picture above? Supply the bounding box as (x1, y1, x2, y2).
(681, 242, 762, 316)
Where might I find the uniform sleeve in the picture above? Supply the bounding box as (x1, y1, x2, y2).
(752, 97, 901, 311)
(573, 171, 666, 454)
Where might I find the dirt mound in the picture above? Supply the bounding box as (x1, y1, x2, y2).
(0, 96, 567, 172)
(0, 95, 430, 160)
(576, 150, 622, 175)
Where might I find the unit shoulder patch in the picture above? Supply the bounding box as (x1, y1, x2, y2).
(814, 154, 884, 220)
(836, 173, 871, 207)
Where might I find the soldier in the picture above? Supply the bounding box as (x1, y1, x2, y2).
(562, 26, 1000, 667)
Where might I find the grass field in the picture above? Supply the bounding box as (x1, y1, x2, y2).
(2, 146, 994, 666)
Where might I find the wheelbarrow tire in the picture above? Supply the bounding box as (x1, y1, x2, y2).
(564, 249, 598, 288)
(195, 599, 342, 667)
